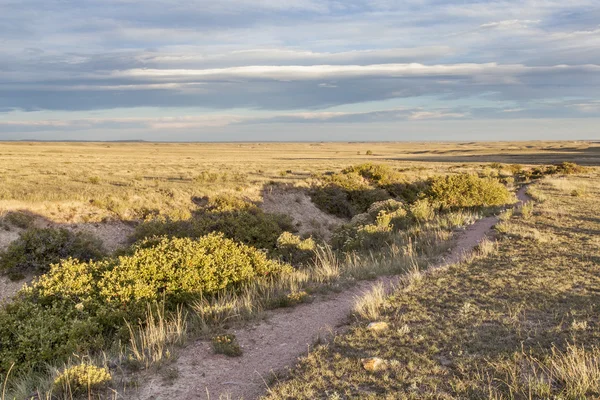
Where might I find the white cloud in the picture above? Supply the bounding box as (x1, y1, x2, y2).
(479, 19, 541, 30)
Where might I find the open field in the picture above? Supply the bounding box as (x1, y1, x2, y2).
(0, 141, 597, 399)
(0, 141, 597, 223)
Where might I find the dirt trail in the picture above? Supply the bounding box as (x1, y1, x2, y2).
(137, 187, 530, 400)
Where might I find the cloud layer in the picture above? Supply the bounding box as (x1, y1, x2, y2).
(1, 0, 599, 140)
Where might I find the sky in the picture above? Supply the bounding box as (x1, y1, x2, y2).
(1, 0, 599, 141)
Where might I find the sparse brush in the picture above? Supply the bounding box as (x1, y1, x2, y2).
(527, 186, 547, 202)
(311, 245, 340, 283)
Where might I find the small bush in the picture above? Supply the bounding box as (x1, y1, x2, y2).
(520, 202, 534, 220)
(332, 199, 411, 252)
(211, 334, 242, 357)
(554, 162, 587, 175)
(53, 363, 111, 395)
(0, 228, 105, 275)
(409, 199, 435, 222)
(3, 211, 35, 229)
(426, 174, 513, 210)
(275, 232, 316, 266)
(341, 163, 403, 186)
(507, 164, 523, 175)
(571, 189, 584, 197)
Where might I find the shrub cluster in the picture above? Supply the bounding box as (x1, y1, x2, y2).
(332, 199, 417, 251)
(131, 195, 294, 252)
(0, 234, 291, 374)
(0, 227, 105, 277)
(311, 163, 410, 218)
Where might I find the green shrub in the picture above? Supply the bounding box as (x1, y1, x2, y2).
(426, 174, 513, 210)
(0, 228, 105, 276)
(0, 234, 291, 375)
(3, 211, 35, 229)
(311, 164, 433, 218)
(310, 181, 390, 219)
(0, 298, 106, 374)
(131, 195, 294, 252)
(275, 232, 316, 266)
(409, 198, 435, 222)
(53, 363, 111, 395)
(38, 234, 291, 307)
(332, 199, 412, 252)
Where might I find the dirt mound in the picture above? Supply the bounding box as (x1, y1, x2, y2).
(261, 188, 344, 241)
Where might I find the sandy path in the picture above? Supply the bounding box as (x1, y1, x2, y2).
(137, 187, 530, 400)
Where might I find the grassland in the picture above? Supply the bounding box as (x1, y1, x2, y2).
(262, 173, 600, 399)
(0, 140, 597, 399)
(0, 141, 597, 222)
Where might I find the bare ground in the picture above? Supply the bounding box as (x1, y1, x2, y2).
(136, 187, 530, 400)
(260, 188, 345, 241)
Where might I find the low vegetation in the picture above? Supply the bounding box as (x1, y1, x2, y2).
(0, 227, 106, 279)
(53, 363, 112, 396)
(211, 334, 242, 357)
(262, 174, 600, 399)
(130, 195, 294, 252)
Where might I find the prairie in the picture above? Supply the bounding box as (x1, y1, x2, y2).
(0, 140, 597, 399)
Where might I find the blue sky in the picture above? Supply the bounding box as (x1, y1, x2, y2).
(1, 0, 599, 141)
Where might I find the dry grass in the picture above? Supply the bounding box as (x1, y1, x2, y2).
(0, 141, 596, 223)
(484, 344, 600, 399)
(126, 304, 188, 369)
(353, 283, 386, 321)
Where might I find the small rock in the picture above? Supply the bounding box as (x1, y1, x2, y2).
(367, 321, 389, 332)
(361, 357, 387, 372)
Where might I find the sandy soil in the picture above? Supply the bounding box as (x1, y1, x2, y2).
(136, 187, 531, 400)
(261, 188, 345, 241)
